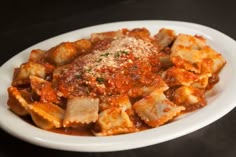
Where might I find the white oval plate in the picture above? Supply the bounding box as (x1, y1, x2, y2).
(0, 20, 236, 152)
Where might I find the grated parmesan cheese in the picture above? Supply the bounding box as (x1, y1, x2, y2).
(79, 36, 159, 77)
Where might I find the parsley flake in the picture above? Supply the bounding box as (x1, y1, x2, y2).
(120, 50, 129, 55)
(100, 53, 110, 57)
(76, 74, 82, 79)
(114, 50, 129, 58)
(96, 77, 105, 84)
(96, 58, 102, 62)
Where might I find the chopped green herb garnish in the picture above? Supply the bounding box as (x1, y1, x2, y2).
(114, 50, 129, 58)
(86, 68, 92, 72)
(100, 52, 110, 57)
(76, 74, 82, 79)
(96, 58, 102, 62)
(96, 77, 105, 84)
(114, 52, 120, 58)
(120, 50, 129, 55)
(132, 65, 138, 69)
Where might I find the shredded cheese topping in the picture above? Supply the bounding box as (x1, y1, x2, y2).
(78, 36, 159, 77)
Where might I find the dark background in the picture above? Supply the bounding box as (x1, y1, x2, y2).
(0, 0, 236, 157)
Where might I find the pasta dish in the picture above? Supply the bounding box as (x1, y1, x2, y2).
(7, 27, 226, 136)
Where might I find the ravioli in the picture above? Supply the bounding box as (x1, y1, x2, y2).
(7, 27, 225, 136)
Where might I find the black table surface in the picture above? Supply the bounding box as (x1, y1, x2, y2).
(1, 0, 236, 156)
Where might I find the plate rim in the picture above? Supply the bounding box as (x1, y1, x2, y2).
(1, 20, 236, 152)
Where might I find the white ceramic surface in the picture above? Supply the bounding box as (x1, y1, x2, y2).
(0, 20, 236, 152)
